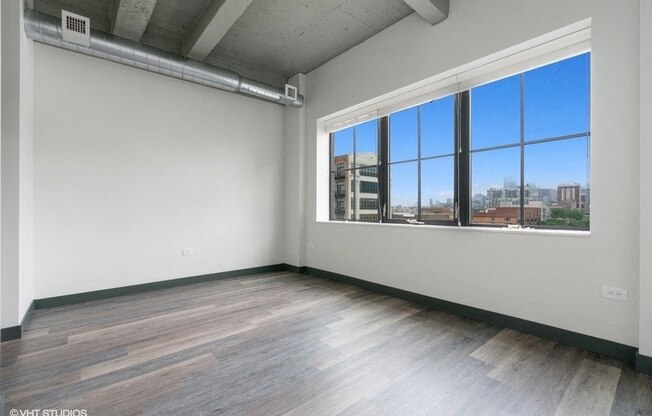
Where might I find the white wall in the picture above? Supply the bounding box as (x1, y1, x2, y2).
(0, 0, 3, 330)
(639, 0, 652, 356)
(303, 0, 640, 346)
(33, 44, 285, 299)
(2, 0, 34, 328)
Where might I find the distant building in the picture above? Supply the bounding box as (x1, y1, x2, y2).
(540, 188, 557, 204)
(473, 207, 542, 226)
(558, 184, 581, 209)
(331, 153, 379, 221)
(421, 207, 454, 221)
(581, 187, 591, 213)
(485, 188, 505, 208)
(484, 184, 541, 208)
(472, 193, 486, 210)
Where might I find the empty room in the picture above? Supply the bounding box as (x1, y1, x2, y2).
(1, 0, 651, 414)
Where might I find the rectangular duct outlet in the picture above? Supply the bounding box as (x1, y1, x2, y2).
(61, 10, 90, 47)
(285, 84, 298, 100)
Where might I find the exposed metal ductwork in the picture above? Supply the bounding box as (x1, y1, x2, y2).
(23, 8, 304, 107)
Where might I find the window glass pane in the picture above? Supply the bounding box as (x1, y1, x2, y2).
(471, 75, 521, 150)
(525, 53, 590, 140)
(390, 107, 418, 162)
(421, 156, 454, 221)
(525, 137, 589, 229)
(389, 162, 418, 219)
(421, 95, 455, 158)
(354, 169, 379, 222)
(332, 127, 354, 171)
(471, 147, 521, 224)
(355, 120, 378, 168)
(330, 171, 352, 220)
(359, 165, 377, 178)
(359, 180, 379, 194)
(332, 156, 349, 179)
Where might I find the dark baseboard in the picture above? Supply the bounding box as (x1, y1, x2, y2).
(34, 264, 287, 310)
(22, 299, 35, 329)
(303, 266, 638, 364)
(285, 264, 307, 274)
(636, 352, 652, 376)
(1, 326, 21, 342)
(1, 301, 35, 342)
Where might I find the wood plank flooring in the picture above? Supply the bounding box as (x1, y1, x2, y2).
(1, 271, 651, 415)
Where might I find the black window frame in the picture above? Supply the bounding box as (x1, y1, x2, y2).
(329, 53, 591, 231)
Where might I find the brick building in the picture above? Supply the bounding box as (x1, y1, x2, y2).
(473, 207, 542, 226)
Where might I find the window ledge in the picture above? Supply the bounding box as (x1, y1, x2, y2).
(316, 220, 591, 237)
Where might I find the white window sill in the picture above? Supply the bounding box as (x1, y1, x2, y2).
(316, 220, 591, 237)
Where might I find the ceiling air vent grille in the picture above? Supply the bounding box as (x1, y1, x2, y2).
(284, 84, 298, 101)
(66, 14, 85, 34)
(61, 10, 90, 47)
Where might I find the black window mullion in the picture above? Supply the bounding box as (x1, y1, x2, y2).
(458, 91, 471, 226)
(375, 119, 382, 222)
(453, 95, 459, 224)
(417, 106, 422, 221)
(329, 132, 334, 221)
(379, 117, 389, 223)
(519, 74, 525, 227)
(352, 126, 357, 220)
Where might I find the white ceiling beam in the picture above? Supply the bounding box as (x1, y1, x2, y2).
(182, 0, 254, 61)
(403, 0, 449, 26)
(110, 0, 157, 41)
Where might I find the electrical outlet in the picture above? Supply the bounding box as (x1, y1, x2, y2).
(182, 248, 194, 256)
(307, 242, 315, 249)
(602, 286, 627, 301)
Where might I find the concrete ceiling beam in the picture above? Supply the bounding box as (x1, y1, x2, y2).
(182, 0, 254, 61)
(110, 0, 157, 41)
(403, 0, 449, 25)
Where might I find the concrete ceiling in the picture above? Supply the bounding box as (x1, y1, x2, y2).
(204, 0, 414, 86)
(34, 0, 416, 87)
(141, 0, 212, 55)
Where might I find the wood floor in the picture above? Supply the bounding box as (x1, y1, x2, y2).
(2, 271, 651, 415)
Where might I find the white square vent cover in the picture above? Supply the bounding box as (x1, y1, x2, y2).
(61, 10, 90, 47)
(284, 84, 298, 101)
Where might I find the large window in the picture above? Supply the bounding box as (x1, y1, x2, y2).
(329, 52, 590, 230)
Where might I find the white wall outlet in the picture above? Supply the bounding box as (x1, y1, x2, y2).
(182, 248, 194, 256)
(602, 286, 627, 301)
(307, 242, 315, 249)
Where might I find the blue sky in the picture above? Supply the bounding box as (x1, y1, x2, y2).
(333, 52, 590, 207)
